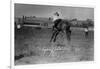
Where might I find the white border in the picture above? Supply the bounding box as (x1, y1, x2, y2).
(13, 0, 95, 8)
(10, 0, 97, 69)
(11, 0, 14, 69)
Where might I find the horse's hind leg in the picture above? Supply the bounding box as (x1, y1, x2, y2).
(66, 31, 71, 41)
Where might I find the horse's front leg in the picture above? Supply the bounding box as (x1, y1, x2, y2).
(53, 31, 60, 42)
(50, 30, 57, 42)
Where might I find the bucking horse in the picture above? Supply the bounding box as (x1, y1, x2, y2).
(50, 19, 71, 42)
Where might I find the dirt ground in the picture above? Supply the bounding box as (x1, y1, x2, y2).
(14, 27, 94, 65)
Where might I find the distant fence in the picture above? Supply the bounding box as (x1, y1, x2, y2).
(22, 16, 53, 28)
(71, 27, 94, 31)
(15, 16, 94, 29)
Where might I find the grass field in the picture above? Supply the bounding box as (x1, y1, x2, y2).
(14, 26, 94, 65)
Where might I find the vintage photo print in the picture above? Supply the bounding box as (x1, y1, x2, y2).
(14, 3, 94, 65)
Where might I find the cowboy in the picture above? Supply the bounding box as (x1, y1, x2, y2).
(52, 12, 63, 31)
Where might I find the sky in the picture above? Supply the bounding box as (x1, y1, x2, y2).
(15, 3, 94, 20)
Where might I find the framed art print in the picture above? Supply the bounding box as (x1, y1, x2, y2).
(10, 0, 95, 69)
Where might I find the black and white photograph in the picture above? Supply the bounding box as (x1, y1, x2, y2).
(14, 3, 94, 65)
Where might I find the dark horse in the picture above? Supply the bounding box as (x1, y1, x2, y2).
(50, 19, 71, 42)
